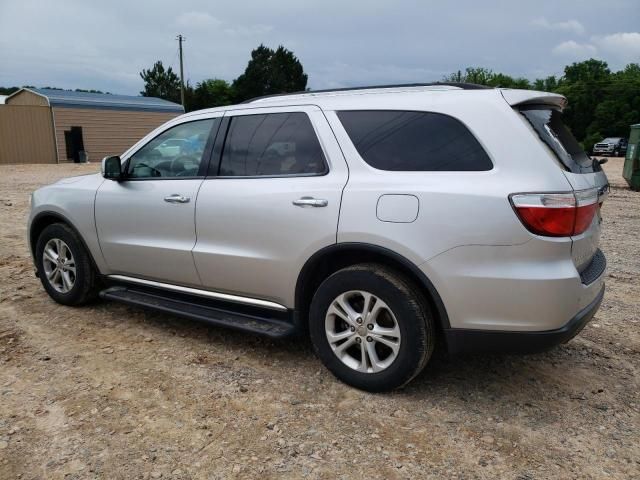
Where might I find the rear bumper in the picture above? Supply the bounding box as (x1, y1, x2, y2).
(444, 284, 604, 354)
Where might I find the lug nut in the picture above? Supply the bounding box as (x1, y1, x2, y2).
(367, 324, 373, 330)
(366, 336, 373, 342)
(356, 317, 363, 324)
(355, 337, 362, 344)
(350, 326, 355, 332)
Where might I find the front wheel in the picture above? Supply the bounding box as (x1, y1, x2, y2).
(309, 264, 435, 391)
(35, 223, 98, 306)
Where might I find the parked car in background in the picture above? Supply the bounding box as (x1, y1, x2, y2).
(593, 137, 628, 157)
(27, 84, 609, 391)
(156, 138, 187, 157)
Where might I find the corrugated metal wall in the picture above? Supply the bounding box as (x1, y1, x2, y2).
(53, 107, 180, 163)
(0, 105, 57, 165)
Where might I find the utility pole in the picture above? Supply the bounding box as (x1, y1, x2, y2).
(176, 34, 186, 107)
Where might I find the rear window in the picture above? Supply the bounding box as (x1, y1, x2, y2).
(519, 107, 599, 173)
(337, 110, 492, 171)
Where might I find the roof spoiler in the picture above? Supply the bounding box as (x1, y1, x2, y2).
(500, 89, 567, 111)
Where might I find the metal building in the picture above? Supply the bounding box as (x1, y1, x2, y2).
(0, 88, 183, 165)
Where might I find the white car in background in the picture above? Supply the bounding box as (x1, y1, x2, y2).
(156, 138, 187, 157)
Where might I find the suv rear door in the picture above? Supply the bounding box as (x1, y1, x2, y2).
(192, 105, 348, 307)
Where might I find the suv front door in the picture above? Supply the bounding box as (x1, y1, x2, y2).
(192, 105, 348, 307)
(95, 115, 221, 286)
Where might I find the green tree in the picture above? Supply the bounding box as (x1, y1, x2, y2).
(563, 59, 610, 83)
(0, 86, 21, 95)
(75, 88, 107, 94)
(232, 45, 307, 102)
(191, 79, 233, 110)
(139, 61, 181, 104)
(533, 75, 559, 92)
(579, 62, 640, 150)
(443, 67, 493, 85)
(443, 67, 530, 88)
(444, 59, 640, 146)
(554, 59, 612, 141)
(487, 73, 531, 89)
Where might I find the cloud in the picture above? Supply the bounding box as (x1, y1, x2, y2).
(223, 24, 273, 37)
(532, 17, 585, 35)
(1, 0, 638, 95)
(592, 32, 640, 62)
(552, 40, 597, 58)
(174, 11, 271, 37)
(175, 11, 222, 29)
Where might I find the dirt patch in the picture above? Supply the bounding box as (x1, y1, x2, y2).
(0, 160, 639, 479)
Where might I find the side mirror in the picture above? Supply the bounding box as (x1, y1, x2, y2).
(102, 156, 122, 180)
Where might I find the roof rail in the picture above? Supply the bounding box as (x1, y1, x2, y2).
(242, 82, 491, 104)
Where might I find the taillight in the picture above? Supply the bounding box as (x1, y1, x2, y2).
(574, 189, 599, 234)
(510, 189, 598, 237)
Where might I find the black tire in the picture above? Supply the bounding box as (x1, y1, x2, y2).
(35, 223, 97, 306)
(308, 264, 435, 392)
(613, 149, 619, 157)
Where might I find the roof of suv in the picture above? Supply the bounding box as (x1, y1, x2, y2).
(243, 82, 489, 103)
(182, 84, 567, 118)
(247, 83, 487, 106)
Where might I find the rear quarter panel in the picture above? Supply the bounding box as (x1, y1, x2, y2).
(326, 90, 574, 265)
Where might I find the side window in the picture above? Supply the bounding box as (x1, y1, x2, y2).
(337, 110, 493, 171)
(127, 119, 216, 178)
(219, 112, 327, 177)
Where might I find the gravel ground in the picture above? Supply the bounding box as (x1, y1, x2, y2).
(0, 159, 638, 479)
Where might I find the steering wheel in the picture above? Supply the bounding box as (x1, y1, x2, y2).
(132, 162, 162, 177)
(170, 155, 198, 175)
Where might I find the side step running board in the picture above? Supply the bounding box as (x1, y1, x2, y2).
(99, 286, 295, 338)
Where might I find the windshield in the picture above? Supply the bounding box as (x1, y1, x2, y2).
(601, 138, 621, 143)
(520, 107, 599, 174)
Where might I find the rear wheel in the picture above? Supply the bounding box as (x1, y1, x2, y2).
(35, 223, 98, 305)
(309, 264, 435, 391)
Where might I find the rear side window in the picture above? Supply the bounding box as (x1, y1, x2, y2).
(519, 107, 598, 173)
(219, 112, 327, 177)
(337, 110, 492, 171)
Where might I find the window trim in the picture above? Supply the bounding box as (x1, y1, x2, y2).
(336, 109, 494, 173)
(120, 117, 222, 182)
(206, 111, 330, 179)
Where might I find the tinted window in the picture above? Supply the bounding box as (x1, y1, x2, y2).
(337, 110, 492, 171)
(219, 113, 327, 176)
(128, 119, 216, 178)
(520, 108, 597, 173)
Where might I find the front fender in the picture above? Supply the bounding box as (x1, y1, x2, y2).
(28, 175, 108, 274)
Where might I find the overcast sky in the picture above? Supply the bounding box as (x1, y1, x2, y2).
(0, 0, 639, 95)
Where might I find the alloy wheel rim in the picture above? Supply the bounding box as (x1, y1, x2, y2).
(324, 290, 401, 373)
(42, 238, 76, 294)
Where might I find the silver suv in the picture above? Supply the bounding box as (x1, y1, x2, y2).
(28, 84, 608, 391)
(593, 137, 628, 157)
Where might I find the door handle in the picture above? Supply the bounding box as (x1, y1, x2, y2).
(164, 194, 190, 204)
(292, 197, 328, 208)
